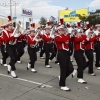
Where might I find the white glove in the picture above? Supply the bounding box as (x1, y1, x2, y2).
(35, 39, 41, 42)
(51, 35, 54, 39)
(14, 34, 19, 38)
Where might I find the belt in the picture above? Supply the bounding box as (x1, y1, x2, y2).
(29, 45, 36, 48)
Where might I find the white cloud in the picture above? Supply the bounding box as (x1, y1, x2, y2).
(89, 0, 100, 7)
(0, 0, 65, 23)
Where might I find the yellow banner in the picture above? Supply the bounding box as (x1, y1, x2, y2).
(59, 8, 88, 22)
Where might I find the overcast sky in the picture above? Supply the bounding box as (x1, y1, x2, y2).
(0, 0, 100, 23)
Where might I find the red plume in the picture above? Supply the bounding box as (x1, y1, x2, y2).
(60, 18, 64, 25)
(77, 22, 81, 27)
(47, 22, 50, 26)
(40, 25, 42, 28)
(30, 23, 33, 27)
(32, 23, 35, 28)
(30, 23, 35, 28)
(8, 16, 12, 21)
(87, 24, 90, 29)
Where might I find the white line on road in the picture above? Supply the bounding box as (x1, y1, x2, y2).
(0, 73, 53, 88)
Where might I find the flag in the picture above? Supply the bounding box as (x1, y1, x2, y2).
(50, 16, 56, 21)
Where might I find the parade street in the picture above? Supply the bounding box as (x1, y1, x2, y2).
(0, 53, 100, 100)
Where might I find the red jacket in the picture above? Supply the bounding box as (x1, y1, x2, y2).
(73, 35, 86, 51)
(55, 34, 70, 51)
(2, 29, 14, 44)
(27, 34, 37, 46)
(42, 33, 52, 43)
(85, 35, 97, 50)
(96, 35, 100, 42)
(0, 35, 4, 45)
(17, 34, 23, 42)
(38, 34, 43, 38)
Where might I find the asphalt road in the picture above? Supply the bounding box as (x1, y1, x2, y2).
(0, 52, 100, 100)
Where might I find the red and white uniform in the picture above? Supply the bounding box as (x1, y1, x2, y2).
(27, 34, 38, 48)
(96, 34, 100, 42)
(0, 33, 4, 45)
(85, 35, 97, 50)
(54, 34, 70, 51)
(2, 29, 17, 45)
(73, 35, 86, 51)
(17, 33, 23, 42)
(42, 33, 52, 43)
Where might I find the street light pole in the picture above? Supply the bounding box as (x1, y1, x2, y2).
(14, 1, 16, 22)
(10, 0, 12, 17)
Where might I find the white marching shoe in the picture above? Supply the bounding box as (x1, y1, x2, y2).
(90, 73, 96, 76)
(49, 60, 52, 63)
(3, 64, 8, 67)
(61, 86, 71, 91)
(97, 67, 100, 70)
(31, 68, 37, 73)
(7, 65, 11, 74)
(27, 63, 31, 70)
(58, 76, 60, 80)
(0, 59, 3, 65)
(40, 57, 45, 59)
(78, 79, 87, 84)
(11, 71, 18, 78)
(17, 61, 22, 64)
(45, 65, 52, 68)
(72, 69, 77, 78)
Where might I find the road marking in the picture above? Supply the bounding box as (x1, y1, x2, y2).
(0, 73, 53, 88)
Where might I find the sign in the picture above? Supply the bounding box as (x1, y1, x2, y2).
(22, 8, 32, 17)
(13, 17, 17, 20)
(59, 8, 88, 22)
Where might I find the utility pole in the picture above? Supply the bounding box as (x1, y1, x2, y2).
(14, 1, 16, 23)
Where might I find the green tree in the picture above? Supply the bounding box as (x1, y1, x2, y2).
(39, 17, 47, 25)
(78, 14, 87, 22)
(79, 9, 100, 25)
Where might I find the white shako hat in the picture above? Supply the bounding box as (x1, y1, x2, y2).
(57, 25, 64, 30)
(95, 24, 100, 27)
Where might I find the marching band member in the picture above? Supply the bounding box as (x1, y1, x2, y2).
(42, 24, 56, 68)
(55, 25, 74, 91)
(49, 25, 57, 63)
(22, 29, 31, 54)
(72, 29, 87, 84)
(2, 16, 20, 78)
(16, 31, 24, 64)
(94, 24, 100, 70)
(0, 27, 9, 67)
(39, 39, 45, 59)
(27, 27, 39, 73)
(85, 29, 97, 76)
(36, 26, 45, 59)
(67, 25, 74, 62)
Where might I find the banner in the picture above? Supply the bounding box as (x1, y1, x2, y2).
(22, 8, 32, 17)
(59, 8, 88, 22)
